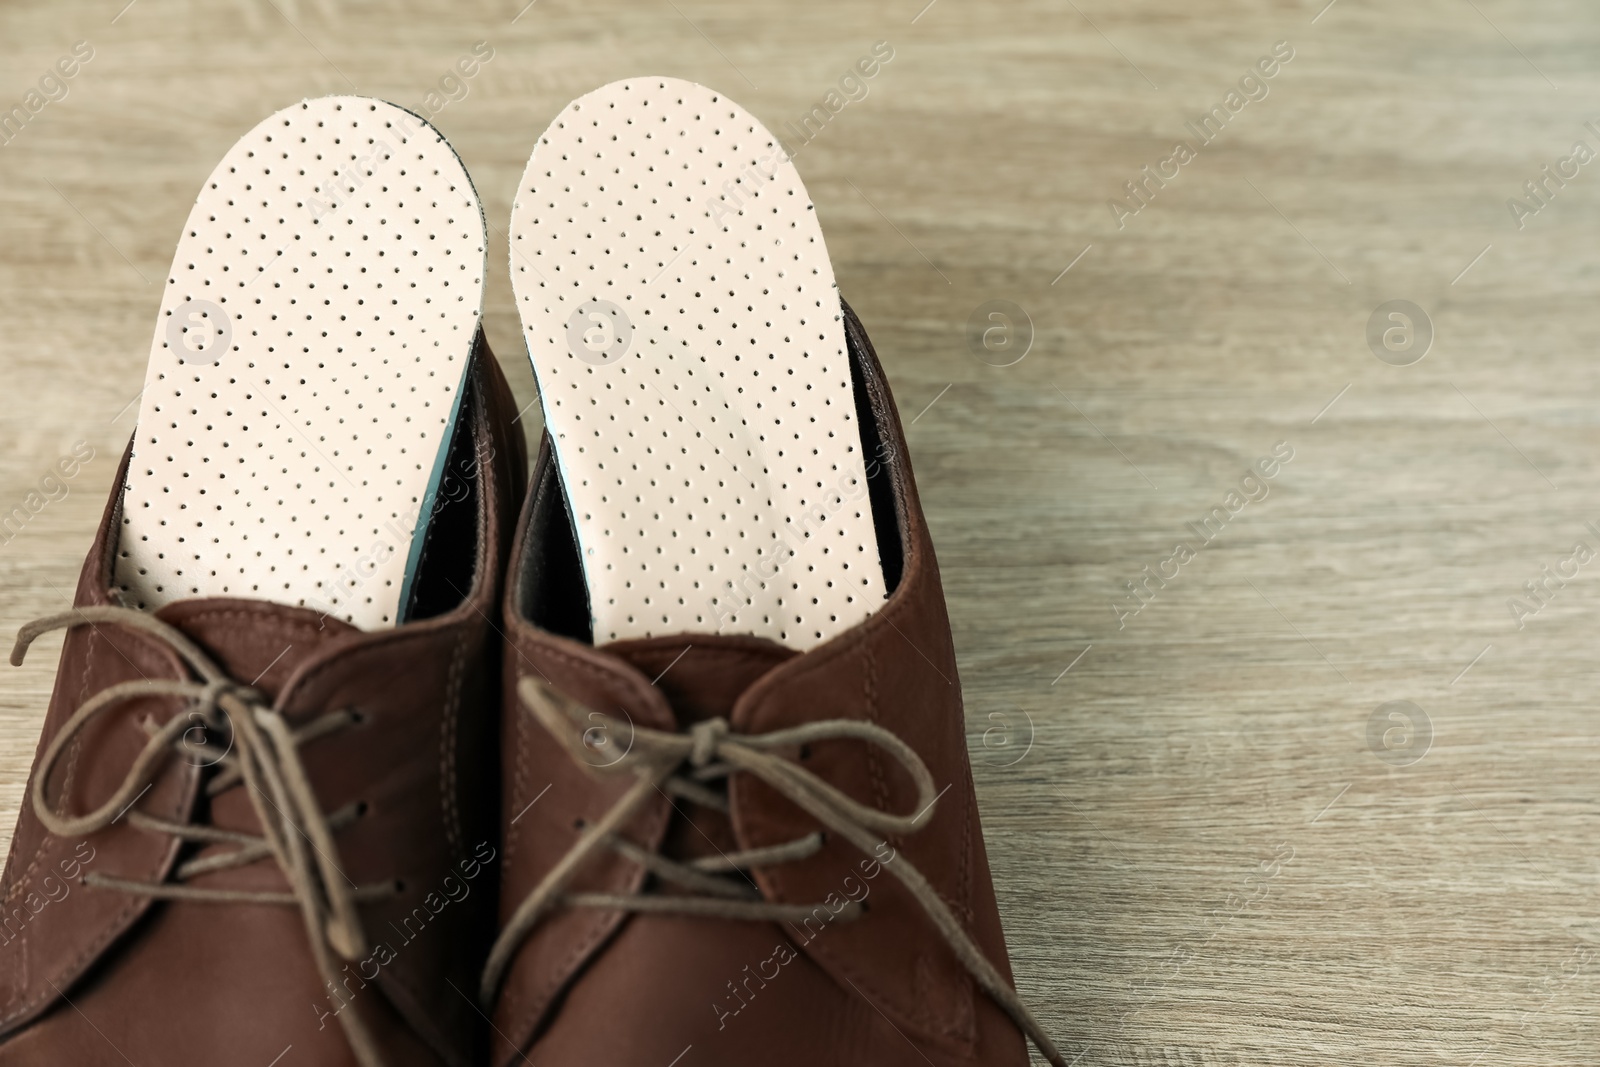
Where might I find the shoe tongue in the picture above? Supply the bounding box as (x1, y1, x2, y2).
(604, 634, 795, 867)
(602, 633, 796, 728)
(152, 598, 360, 703)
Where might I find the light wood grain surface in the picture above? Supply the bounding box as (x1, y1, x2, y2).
(5, 1, 1600, 1063)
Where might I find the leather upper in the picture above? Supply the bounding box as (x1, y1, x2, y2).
(0, 339, 526, 1067)
(492, 302, 1028, 1066)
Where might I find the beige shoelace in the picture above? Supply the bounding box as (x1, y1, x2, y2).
(12, 607, 395, 1067)
(483, 676, 1066, 1066)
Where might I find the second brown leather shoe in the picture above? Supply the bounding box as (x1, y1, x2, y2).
(489, 76, 1059, 1064)
(488, 300, 1060, 1066)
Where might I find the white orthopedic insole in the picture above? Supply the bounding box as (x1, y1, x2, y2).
(510, 77, 888, 650)
(113, 97, 486, 629)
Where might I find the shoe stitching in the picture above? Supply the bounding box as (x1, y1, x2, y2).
(729, 799, 951, 1036)
(0, 624, 188, 1033)
(524, 681, 972, 1049)
(0, 625, 90, 912)
(6, 606, 390, 1064)
(846, 637, 968, 1040)
(5, 605, 331, 1031)
(496, 639, 672, 1054)
(290, 627, 461, 701)
(440, 632, 468, 858)
(861, 639, 892, 814)
(170, 607, 325, 646)
(505, 674, 531, 866)
(729, 608, 976, 1043)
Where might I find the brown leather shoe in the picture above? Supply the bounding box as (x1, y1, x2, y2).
(488, 300, 1061, 1066)
(0, 341, 524, 1067)
(1, 97, 526, 1067)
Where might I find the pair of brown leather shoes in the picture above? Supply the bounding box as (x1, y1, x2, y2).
(0, 85, 1061, 1066)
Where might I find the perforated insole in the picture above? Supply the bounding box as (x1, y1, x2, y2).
(113, 96, 486, 630)
(510, 77, 887, 650)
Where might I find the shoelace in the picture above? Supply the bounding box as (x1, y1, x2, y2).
(12, 606, 395, 1067)
(483, 676, 1066, 1067)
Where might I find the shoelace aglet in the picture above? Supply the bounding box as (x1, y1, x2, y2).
(327, 917, 367, 961)
(12, 618, 48, 666)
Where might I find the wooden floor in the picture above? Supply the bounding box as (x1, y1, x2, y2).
(4, 0, 1600, 1062)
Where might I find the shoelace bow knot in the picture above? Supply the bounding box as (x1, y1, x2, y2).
(12, 606, 392, 1067)
(483, 675, 1066, 1067)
